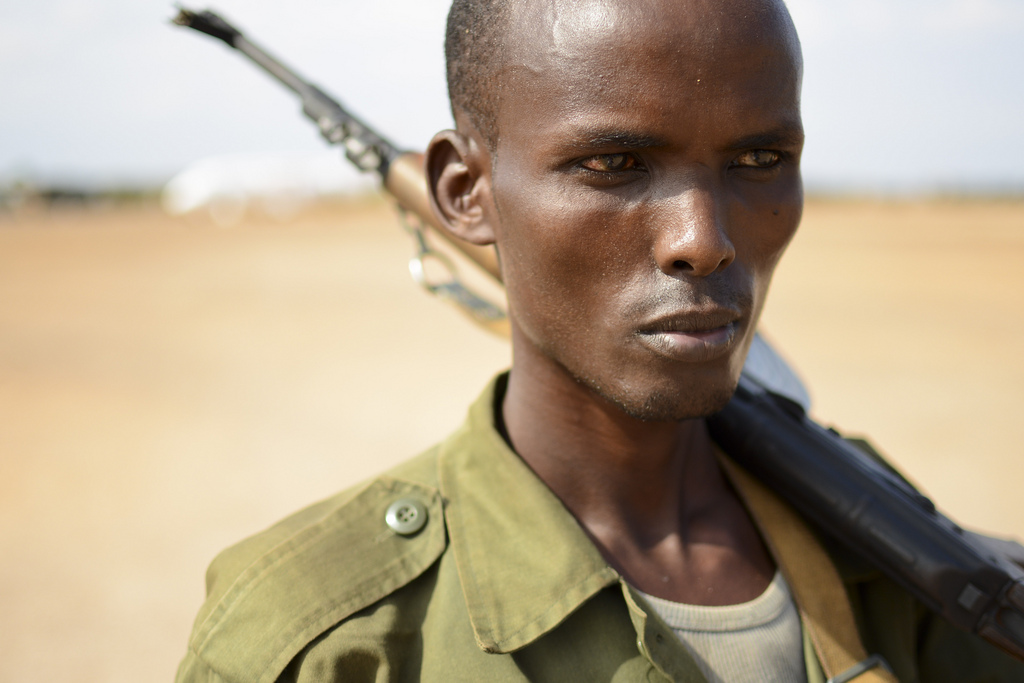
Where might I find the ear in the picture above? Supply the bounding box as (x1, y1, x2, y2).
(426, 129, 497, 246)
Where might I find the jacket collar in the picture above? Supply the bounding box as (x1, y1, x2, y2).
(437, 374, 620, 654)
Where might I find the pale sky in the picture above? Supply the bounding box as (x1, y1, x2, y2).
(2, 0, 1022, 193)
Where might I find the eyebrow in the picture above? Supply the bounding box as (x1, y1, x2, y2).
(726, 125, 805, 151)
(564, 130, 670, 150)
(559, 122, 805, 153)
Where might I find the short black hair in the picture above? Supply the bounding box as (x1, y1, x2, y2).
(445, 0, 511, 150)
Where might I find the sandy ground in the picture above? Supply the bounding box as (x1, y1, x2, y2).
(1, 197, 1022, 682)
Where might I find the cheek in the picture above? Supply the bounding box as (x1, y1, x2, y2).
(734, 179, 802, 275)
(496, 180, 647, 305)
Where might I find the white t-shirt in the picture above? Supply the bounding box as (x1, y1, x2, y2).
(637, 572, 807, 683)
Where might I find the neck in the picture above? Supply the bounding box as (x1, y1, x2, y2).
(500, 331, 775, 605)
(502, 352, 722, 546)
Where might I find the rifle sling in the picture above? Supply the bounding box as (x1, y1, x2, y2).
(718, 453, 898, 683)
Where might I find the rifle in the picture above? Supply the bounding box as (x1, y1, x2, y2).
(172, 8, 507, 336)
(172, 7, 1024, 662)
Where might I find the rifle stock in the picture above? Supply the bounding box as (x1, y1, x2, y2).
(709, 378, 1024, 662)
(173, 7, 1024, 662)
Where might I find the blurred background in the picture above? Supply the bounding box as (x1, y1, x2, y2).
(1, 1, 1022, 681)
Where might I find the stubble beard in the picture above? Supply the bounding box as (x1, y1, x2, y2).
(576, 371, 740, 423)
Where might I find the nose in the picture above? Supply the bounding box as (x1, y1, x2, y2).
(653, 180, 736, 278)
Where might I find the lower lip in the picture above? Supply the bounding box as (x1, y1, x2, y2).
(637, 323, 738, 362)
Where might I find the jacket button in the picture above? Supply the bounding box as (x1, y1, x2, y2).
(385, 498, 428, 536)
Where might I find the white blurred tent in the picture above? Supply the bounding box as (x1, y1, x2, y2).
(161, 151, 378, 225)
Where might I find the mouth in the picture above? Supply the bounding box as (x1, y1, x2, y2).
(635, 310, 743, 362)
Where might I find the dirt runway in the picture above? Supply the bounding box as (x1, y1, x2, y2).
(1, 197, 1022, 681)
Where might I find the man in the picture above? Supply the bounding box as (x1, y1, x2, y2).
(176, 0, 1024, 681)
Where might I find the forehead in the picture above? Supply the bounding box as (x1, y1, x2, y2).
(511, 0, 791, 56)
(495, 0, 802, 146)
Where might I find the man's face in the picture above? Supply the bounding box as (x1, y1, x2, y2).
(485, 0, 804, 421)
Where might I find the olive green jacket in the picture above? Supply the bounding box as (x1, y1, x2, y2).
(176, 375, 1023, 683)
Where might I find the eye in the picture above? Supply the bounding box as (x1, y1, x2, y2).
(580, 153, 638, 173)
(733, 150, 781, 169)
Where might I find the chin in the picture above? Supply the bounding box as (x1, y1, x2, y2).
(587, 374, 739, 423)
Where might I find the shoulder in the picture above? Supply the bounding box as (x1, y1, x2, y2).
(179, 448, 448, 683)
(823, 536, 1024, 683)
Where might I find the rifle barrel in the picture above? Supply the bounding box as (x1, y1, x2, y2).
(173, 7, 501, 282)
(173, 8, 401, 173)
